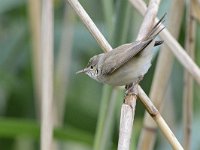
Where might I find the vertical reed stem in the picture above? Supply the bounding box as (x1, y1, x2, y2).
(183, 0, 196, 149)
(41, 0, 54, 149)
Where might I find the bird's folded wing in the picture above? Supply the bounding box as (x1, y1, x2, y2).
(101, 40, 152, 75)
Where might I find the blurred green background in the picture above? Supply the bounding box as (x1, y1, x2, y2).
(0, 0, 200, 150)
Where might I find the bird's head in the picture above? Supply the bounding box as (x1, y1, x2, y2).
(76, 55, 100, 80)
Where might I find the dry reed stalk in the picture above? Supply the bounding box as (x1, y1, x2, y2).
(183, 0, 196, 149)
(130, 0, 200, 85)
(67, 0, 182, 149)
(138, 86, 183, 150)
(41, 0, 54, 149)
(137, 0, 184, 149)
(191, 0, 200, 23)
(67, 0, 112, 52)
(136, 0, 160, 41)
(28, 0, 42, 118)
(54, 5, 75, 126)
(118, 94, 137, 150)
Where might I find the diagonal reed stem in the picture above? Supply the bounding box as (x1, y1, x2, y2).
(138, 86, 183, 150)
(67, 0, 112, 52)
(137, 0, 184, 149)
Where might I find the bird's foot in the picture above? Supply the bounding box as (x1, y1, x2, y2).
(123, 76, 143, 104)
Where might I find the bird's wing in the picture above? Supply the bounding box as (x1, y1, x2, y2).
(101, 40, 152, 75)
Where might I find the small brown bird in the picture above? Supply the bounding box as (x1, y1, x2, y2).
(77, 15, 165, 86)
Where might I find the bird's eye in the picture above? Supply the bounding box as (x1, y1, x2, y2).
(90, 66, 93, 69)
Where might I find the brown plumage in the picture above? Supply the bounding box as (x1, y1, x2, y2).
(77, 15, 165, 86)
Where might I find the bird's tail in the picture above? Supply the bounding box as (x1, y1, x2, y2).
(144, 13, 166, 42)
(154, 40, 164, 46)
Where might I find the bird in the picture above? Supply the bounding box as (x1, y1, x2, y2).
(76, 15, 165, 86)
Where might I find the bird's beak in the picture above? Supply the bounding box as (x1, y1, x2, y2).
(76, 68, 90, 74)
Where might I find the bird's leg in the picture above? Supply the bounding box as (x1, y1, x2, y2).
(124, 75, 144, 104)
(124, 83, 138, 107)
(125, 75, 143, 95)
(125, 83, 133, 91)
